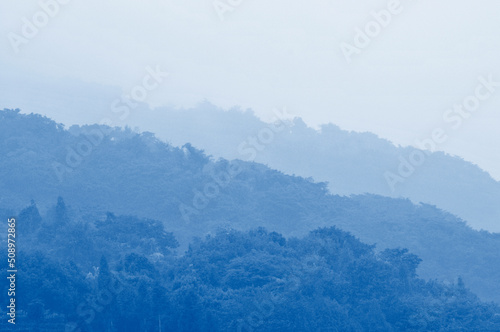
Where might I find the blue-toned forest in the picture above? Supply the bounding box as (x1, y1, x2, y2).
(1, 109, 500, 331)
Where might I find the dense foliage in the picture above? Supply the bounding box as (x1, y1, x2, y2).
(1, 203, 499, 331)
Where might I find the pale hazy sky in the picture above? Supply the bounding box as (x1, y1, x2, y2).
(1, 0, 499, 179)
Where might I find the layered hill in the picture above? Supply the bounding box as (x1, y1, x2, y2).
(123, 103, 500, 233)
(1, 108, 500, 304)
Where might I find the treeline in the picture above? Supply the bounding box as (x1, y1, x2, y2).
(1, 202, 499, 331)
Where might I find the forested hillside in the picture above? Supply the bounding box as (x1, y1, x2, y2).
(123, 104, 500, 233)
(1, 108, 500, 305)
(1, 205, 499, 331)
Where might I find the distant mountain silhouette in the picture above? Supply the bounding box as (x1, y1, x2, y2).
(123, 102, 500, 233)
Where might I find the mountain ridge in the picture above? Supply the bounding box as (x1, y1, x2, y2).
(120, 103, 500, 232)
